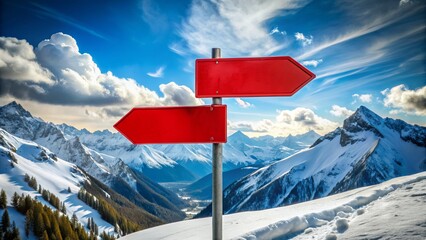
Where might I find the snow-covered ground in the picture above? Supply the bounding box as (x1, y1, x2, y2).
(122, 171, 426, 240)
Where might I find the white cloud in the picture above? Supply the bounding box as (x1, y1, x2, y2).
(330, 105, 354, 117)
(178, 0, 310, 57)
(168, 42, 187, 56)
(383, 84, 426, 115)
(399, 0, 411, 7)
(0, 33, 202, 108)
(147, 66, 165, 78)
(235, 98, 253, 108)
(295, 32, 313, 46)
(352, 93, 373, 103)
(302, 59, 323, 67)
(139, 0, 168, 32)
(158, 82, 204, 106)
(229, 107, 338, 136)
(0, 37, 54, 85)
(269, 27, 286, 36)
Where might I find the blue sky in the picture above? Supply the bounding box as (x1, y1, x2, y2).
(0, 0, 425, 136)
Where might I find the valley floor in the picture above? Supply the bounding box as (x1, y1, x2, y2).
(122, 171, 426, 240)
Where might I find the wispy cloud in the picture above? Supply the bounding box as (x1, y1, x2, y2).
(147, 66, 165, 78)
(269, 27, 286, 36)
(235, 98, 254, 108)
(399, 0, 411, 7)
(295, 32, 313, 46)
(139, 0, 168, 32)
(178, 0, 310, 57)
(296, 0, 423, 60)
(168, 42, 187, 56)
(30, 2, 108, 41)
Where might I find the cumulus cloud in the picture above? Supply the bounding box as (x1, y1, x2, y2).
(0, 37, 54, 85)
(302, 59, 323, 67)
(235, 98, 253, 108)
(147, 66, 165, 78)
(330, 105, 354, 117)
(228, 119, 272, 133)
(178, 0, 310, 57)
(0, 33, 202, 107)
(229, 107, 338, 136)
(382, 84, 426, 115)
(352, 93, 372, 103)
(295, 32, 313, 46)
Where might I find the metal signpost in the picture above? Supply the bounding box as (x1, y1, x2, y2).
(114, 48, 315, 240)
(211, 48, 223, 240)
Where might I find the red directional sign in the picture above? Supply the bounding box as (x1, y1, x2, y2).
(195, 56, 315, 98)
(114, 105, 227, 144)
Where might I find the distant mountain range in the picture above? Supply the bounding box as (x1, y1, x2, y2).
(0, 101, 321, 229)
(197, 106, 426, 217)
(54, 105, 320, 182)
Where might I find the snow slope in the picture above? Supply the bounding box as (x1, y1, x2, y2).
(198, 106, 425, 216)
(0, 128, 116, 238)
(0, 102, 187, 221)
(121, 171, 426, 240)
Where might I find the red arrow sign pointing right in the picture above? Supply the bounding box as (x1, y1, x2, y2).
(195, 56, 315, 98)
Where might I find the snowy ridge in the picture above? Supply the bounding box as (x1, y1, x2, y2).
(197, 106, 426, 216)
(121, 172, 426, 240)
(0, 128, 116, 238)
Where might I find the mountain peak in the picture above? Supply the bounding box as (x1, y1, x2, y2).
(0, 101, 33, 118)
(352, 106, 383, 124)
(341, 106, 384, 144)
(229, 130, 250, 140)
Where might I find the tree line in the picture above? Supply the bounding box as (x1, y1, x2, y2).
(78, 188, 139, 236)
(0, 173, 117, 240)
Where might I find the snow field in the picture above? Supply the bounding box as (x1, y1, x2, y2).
(122, 171, 426, 240)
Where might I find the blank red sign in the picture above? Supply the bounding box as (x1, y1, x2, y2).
(114, 105, 227, 144)
(195, 56, 315, 98)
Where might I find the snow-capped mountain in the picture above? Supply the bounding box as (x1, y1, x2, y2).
(58, 116, 319, 180)
(0, 102, 186, 222)
(58, 124, 197, 182)
(0, 128, 168, 239)
(197, 106, 426, 216)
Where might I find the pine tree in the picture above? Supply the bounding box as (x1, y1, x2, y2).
(1, 209, 10, 233)
(34, 211, 45, 237)
(71, 213, 78, 229)
(41, 230, 49, 240)
(25, 210, 32, 237)
(0, 190, 7, 209)
(11, 192, 19, 208)
(51, 220, 62, 240)
(10, 221, 20, 240)
(60, 202, 66, 214)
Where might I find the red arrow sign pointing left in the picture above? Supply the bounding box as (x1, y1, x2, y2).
(114, 105, 227, 144)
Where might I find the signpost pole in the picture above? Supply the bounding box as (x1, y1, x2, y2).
(211, 48, 223, 240)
